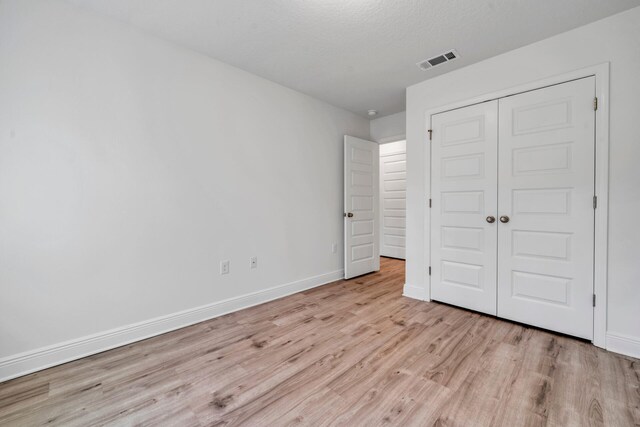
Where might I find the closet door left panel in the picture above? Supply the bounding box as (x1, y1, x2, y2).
(430, 101, 499, 315)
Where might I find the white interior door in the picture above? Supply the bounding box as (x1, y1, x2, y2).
(380, 140, 406, 259)
(430, 101, 499, 315)
(497, 77, 595, 339)
(344, 135, 380, 279)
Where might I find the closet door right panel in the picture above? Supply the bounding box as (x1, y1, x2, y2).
(497, 77, 595, 339)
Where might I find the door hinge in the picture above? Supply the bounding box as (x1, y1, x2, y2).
(594, 97, 598, 111)
(429, 198, 432, 208)
(428, 266, 431, 276)
(428, 129, 433, 141)
(593, 195, 598, 209)
(593, 294, 596, 307)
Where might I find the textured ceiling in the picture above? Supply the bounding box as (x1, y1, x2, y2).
(65, 0, 640, 117)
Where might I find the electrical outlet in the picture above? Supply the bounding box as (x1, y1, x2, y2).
(220, 260, 230, 275)
(332, 242, 337, 254)
(250, 256, 257, 269)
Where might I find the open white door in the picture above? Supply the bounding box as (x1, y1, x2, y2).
(344, 135, 380, 279)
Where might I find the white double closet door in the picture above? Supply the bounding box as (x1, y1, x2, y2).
(431, 77, 596, 339)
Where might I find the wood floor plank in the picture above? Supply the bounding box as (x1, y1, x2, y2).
(0, 257, 638, 426)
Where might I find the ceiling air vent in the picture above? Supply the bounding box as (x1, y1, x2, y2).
(417, 49, 459, 71)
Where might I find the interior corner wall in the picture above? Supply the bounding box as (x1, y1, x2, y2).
(370, 111, 406, 143)
(0, 0, 370, 380)
(405, 5, 640, 357)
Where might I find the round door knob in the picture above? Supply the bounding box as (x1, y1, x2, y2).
(486, 216, 496, 223)
(347, 212, 354, 218)
(499, 215, 510, 223)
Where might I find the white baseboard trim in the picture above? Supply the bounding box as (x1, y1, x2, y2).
(403, 283, 428, 301)
(0, 269, 344, 383)
(606, 332, 640, 359)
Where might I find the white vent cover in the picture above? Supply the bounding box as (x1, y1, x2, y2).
(416, 50, 460, 71)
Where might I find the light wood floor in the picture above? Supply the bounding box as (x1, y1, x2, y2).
(1, 258, 638, 426)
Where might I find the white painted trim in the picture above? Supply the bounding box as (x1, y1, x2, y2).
(592, 63, 610, 349)
(0, 269, 344, 382)
(423, 63, 610, 347)
(403, 283, 429, 301)
(606, 333, 640, 359)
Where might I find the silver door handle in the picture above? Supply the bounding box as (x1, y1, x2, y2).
(486, 216, 496, 223)
(499, 215, 510, 223)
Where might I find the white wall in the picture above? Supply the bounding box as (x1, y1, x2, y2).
(0, 0, 369, 379)
(406, 6, 640, 357)
(370, 111, 406, 143)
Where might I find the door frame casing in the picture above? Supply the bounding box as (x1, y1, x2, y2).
(420, 63, 610, 348)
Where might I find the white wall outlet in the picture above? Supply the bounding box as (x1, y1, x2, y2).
(250, 256, 257, 269)
(220, 260, 230, 275)
(332, 242, 337, 254)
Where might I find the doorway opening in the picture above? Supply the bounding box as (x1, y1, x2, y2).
(379, 140, 406, 262)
